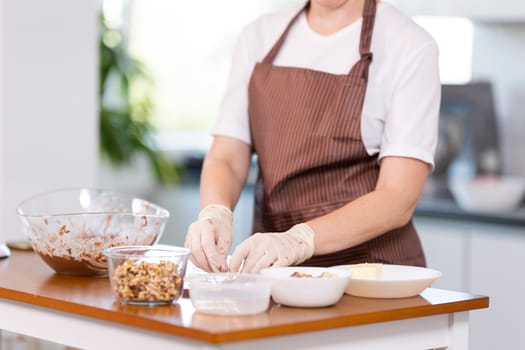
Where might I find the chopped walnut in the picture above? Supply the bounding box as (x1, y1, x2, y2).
(58, 225, 70, 236)
(318, 271, 337, 278)
(290, 271, 337, 278)
(290, 271, 313, 278)
(112, 259, 182, 304)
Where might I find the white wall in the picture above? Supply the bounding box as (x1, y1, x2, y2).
(0, 0, 4, 246)
(0, 0, 99, 242)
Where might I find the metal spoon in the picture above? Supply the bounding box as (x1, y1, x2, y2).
(0, 243, 11, 259)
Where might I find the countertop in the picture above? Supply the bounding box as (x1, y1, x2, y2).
(413, 176, 525, 226)
(0, 251, 489, 344)
(176, 166, 525, 227)
(416, 196, 525, 226)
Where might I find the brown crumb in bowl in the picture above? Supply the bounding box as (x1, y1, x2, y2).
(112, 259, 182, 303)
(290, 271, 313, 278)
(58, 225, 70, 236)
(290, 271, 337, 278)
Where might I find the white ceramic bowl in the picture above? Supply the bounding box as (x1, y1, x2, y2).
(260, 267, 351, 308)
(187, 273, 271, 316)
(449, 176, 525, 213)
(333, 264, 441, 299)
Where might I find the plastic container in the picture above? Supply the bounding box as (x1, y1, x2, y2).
(104, 245, 190, 306)
(187, 273, 271, 316)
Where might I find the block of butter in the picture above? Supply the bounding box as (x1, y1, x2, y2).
(348, 263, 383, 280)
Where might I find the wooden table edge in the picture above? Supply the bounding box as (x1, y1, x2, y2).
(0, 287, 489, 344)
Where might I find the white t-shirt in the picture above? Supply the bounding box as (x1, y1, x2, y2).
(212, 1, 441, 167)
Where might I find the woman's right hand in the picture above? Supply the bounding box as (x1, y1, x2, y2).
(184, 204, 233, 272)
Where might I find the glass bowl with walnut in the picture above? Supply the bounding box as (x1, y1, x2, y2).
(104, 245, 190, 306)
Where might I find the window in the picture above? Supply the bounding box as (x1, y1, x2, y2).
(106, 2, 475, 151)
(414, 16, 474, 84)
(123, 0, 300, 148)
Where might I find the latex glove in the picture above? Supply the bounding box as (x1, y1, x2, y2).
(184, 204, 233, 272)
(229, 223, 315, 273)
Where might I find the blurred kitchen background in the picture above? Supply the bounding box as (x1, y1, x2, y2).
(0, 0, 524, 349)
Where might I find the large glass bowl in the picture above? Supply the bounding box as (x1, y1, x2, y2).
(16, 188, 169, 276)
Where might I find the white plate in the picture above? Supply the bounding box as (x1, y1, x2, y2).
(332, 264, 442, 299)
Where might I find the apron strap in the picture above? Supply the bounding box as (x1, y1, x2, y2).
(357, 0, 377, 74)
(263, 0, 378, 75)
(262, 2, 309, 64)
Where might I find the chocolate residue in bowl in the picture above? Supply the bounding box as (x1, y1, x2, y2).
(37, 252, 108, 277)
(29, 229, 159, 277)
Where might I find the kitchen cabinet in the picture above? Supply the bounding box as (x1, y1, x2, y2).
(468, 224, 525, 350)
(389, 0, 525, 22)
(414, 215, 525, 350)
(414, 218, 470, 292)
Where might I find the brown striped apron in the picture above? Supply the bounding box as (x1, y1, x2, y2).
(248, 0, 426, 267)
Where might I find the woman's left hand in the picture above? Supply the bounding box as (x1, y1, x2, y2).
(229, 223, 315, 273)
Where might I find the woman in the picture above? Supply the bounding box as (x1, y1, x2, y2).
(185, 0, 440, 273)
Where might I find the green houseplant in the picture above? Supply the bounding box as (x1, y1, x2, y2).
(99, 14, 178, 185)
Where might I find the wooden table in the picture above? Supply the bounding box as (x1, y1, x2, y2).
(0, 251, 488, 350)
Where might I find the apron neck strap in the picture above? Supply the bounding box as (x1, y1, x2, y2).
(359, 0, 377, 61)
(262, 0, 378, 66)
